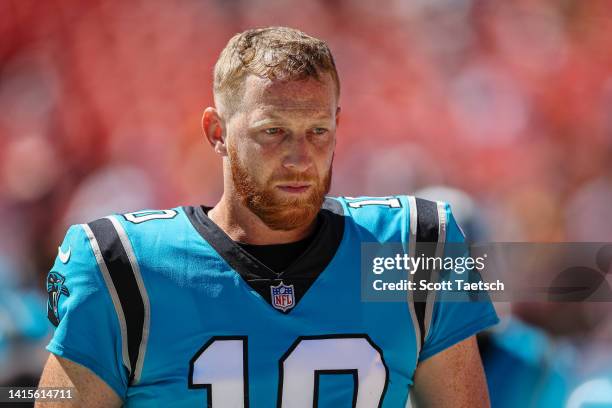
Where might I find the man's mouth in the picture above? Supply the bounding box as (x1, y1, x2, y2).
(276, 183, 312, 194)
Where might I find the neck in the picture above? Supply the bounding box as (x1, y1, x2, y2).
(208, 194, 318, 245)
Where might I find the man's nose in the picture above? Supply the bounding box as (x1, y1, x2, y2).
(282, 135, 313, 173)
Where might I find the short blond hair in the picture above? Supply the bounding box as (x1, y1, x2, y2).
(213, 26, 340, 114)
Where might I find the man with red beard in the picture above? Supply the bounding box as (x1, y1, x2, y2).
(38, 27, 498, 407)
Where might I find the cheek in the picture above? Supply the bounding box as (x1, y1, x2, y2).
(315, 137, 335, 170)
(235, 143, 277, 183)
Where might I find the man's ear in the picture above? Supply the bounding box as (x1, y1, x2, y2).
(335, 106, 341, 127)
(202, 107, 227, 156)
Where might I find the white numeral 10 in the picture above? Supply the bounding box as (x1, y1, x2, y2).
(346, 198, 401, 209)
(189, 335, 388, 407)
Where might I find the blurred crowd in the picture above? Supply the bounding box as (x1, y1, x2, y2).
(1, 0, 611, 405)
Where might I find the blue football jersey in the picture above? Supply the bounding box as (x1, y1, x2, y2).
(46, 196, 499, 407)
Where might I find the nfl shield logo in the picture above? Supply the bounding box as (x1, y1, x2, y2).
(270, 282, 295, 312)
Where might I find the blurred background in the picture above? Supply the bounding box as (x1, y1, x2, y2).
(1, 0, 611, 406)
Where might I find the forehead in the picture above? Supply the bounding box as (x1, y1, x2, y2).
(240, 74, 337, 118)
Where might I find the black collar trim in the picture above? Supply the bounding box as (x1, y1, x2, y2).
(183, 198, 345, 313)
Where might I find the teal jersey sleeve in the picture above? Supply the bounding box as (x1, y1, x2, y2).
(45, 224, 128, 398)
(418, 203, 499, 362)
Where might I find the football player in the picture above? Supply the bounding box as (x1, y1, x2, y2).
(38, 27, 499, 407)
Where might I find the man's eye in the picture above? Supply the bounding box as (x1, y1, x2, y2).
(312, 128, 328, 135)
(264, 128, 282, 135)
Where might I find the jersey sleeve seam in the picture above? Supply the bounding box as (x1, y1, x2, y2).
(46, 340, 127, 400)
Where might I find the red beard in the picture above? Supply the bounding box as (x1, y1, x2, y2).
(228, 145, 332, 231)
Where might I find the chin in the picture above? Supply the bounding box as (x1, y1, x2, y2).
(259, 202, 321, 231)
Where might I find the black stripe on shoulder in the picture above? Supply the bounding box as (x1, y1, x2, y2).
(413, 198, 439, 348)
(415, 198, 439, 243)
(88, 217, 144, 384)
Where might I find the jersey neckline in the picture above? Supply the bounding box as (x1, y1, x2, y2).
(182, 197, 345, 314)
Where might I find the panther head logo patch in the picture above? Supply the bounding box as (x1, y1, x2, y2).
(47, 271, 70, 327)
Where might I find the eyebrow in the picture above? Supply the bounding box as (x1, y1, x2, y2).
(252, 109, 333, 123)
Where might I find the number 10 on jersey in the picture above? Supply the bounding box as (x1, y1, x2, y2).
(189, 335, 388, 407)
